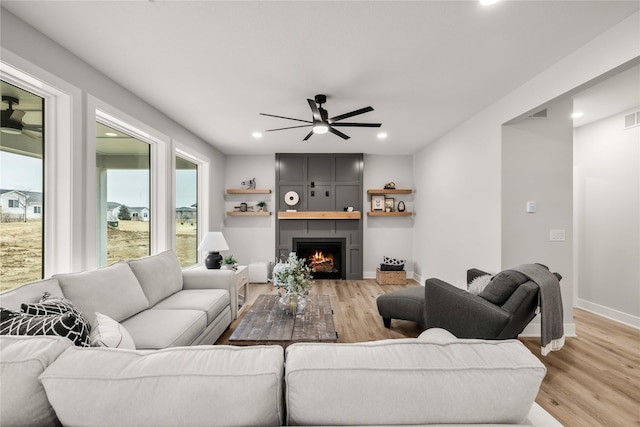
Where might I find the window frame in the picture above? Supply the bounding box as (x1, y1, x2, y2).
(88, 96, 169, 268)
(173, 141, 209, 266)
(1, 54, 77, 278)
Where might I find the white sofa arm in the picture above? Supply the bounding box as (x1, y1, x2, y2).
(182, 269, 237, 318)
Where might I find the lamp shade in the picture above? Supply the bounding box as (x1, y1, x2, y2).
(198, 231, 229, 252)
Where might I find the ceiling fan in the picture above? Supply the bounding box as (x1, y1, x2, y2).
(1, 95, 43, 139)
(260, 94, 381, 141)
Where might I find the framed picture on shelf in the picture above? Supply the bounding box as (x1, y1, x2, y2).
(385, 198, 395, 212)
(371, 195, 385, 211)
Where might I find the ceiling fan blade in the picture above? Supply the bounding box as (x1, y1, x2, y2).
(302, 130, 314, 141)
(329, 106, 374, 123)
(265, 124, 312, 132)
(331, 122, 382, 128)
(9, 109, 26, 123)
(260, 113, 312, 124)
(307, 99, 322, 121)
(329, 127, 350, 140)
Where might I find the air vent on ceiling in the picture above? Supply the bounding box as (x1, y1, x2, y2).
(526, 108, 548, 120)
(624, 111, 640, 129)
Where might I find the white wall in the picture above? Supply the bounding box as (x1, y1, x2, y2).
(502, 97, 575, 334)
(222, 155, 276, 266)
(1, 10, 226, 273)
(574, 109, 640, 327)
(363, 155, 414, 278)
(412, 11, 640, 334)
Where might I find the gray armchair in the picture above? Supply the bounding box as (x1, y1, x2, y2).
(377, 266, 560, 339)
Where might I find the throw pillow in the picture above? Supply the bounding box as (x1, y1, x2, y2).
(479, 270, 529, 305)
(382, 256, 406, 266)
(0, 308, 89, 347)
(21, 292, 91, 347)
(90, 312, 136, 350)
(468, 274, 492, 295)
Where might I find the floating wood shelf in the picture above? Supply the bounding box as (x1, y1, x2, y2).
(367, 189, 412, 195)
(227, 211, 272, 216)
(368, 211, 412, 217)
(278, 211, 361, 220)
(226, 189, 272, 194)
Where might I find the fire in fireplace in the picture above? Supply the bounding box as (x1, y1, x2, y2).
(293, 238, 345, 280)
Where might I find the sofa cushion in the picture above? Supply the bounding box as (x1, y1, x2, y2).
(284, 339, 546, 426)
(121, 309, 206, 349)
(40, 345, 285, 427)
(152, 289, 230, 325)
(479, 269, 529, 305)
(54, 261, 149, 326)
(0, 308, 90, 347)
(0, 278, 63, 312)
(127, 250, 184, 307)
(90, 312, 136, 350)
(0, 335, 73, 427)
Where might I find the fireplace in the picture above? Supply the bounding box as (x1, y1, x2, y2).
(293, 238, 346, 280)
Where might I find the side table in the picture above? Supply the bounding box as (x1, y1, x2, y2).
(234, 265, 249, 316)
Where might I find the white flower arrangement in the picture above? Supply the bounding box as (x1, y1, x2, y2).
(273, 252, 313, 295)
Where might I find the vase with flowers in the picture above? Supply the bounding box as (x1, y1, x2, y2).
(272, 252, 313, 315)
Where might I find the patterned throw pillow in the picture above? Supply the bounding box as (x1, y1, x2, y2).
(0, 308, 89, 347)
(381, 256, 406, 271)
(21, 292, 91, 347)
(382, 256, 406, 266)
(468, 274, 492, 295)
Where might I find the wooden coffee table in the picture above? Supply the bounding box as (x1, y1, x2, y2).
(229, 294, 338, 348)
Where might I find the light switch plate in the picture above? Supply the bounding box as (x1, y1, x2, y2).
(526, 201, 536, 213)
(550, 229, 566, 241)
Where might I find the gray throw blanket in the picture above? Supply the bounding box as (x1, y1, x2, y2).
(512, 264, 565, 355)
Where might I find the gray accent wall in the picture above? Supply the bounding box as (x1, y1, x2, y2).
(276, 154, 363, 279)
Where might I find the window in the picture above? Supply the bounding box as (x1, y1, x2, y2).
(96, 122, 150, 266)
(0, 81, 44, 290)
(175, 155, 198, 267)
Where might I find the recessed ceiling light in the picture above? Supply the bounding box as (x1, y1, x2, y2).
(480, 0, 499, 5)
(571, 112, 584, 119)
(252, 132, 262, 139)
(105, 132, 118, 137)
(377, 132, 388, 139)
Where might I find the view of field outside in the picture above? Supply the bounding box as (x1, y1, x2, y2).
(0, 220, 42, 291)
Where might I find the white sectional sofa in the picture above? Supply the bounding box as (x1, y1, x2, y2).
(0, 328, 561, 426)
(0, 250, 236, 349)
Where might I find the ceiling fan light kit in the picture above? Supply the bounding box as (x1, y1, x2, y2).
(260, 94, 381, 141)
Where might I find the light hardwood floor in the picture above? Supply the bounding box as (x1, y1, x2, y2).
(216, 280, 640, 427)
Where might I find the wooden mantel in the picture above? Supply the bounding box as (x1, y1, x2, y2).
(278, 211, 361, 220)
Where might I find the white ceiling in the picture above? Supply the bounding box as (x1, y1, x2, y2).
(2, 1, 639, 155)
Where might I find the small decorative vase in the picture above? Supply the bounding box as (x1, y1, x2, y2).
(279, 292, 306, 316)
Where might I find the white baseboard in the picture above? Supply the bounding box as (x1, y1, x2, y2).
(577, 299, 640, 329)
(519, 318, 577, 337)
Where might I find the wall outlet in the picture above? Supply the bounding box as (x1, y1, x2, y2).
(550, 229, 566, 241)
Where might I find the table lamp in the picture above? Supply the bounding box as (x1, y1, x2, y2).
(198, 231, 229, 269)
